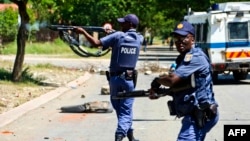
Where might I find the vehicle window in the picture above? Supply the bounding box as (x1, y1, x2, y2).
(228, 22, 248, 40)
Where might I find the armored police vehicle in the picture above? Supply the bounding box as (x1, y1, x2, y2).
(184, 2, 250, 81)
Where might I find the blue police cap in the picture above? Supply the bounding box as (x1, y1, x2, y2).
(171, 21, 195, 36)
(117, 14, 139, 26)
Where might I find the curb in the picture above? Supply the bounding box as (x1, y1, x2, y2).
(0, 72, 92, 128)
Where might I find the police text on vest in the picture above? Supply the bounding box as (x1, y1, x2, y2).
(121, 47, 136, 54)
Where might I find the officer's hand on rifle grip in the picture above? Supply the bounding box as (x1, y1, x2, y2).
(149, 78, 161, 100)
(151, 77, 161, 91)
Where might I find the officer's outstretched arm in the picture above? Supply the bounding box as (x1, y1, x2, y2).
(73, 27, 102, 47)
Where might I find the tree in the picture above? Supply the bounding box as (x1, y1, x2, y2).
(10, 0, 29, 82)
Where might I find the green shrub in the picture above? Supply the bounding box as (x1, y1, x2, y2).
(0, 7, 18, 43)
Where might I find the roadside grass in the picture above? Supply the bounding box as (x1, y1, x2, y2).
(0, 37, 111, 86)
(1, 38, 111, 58)
(1, 38, 71, 55)
(0, 66, 44, 91)
(0, 59, 85, 114)
(0, 61, 66, 85)
(1, 36, 163, 56)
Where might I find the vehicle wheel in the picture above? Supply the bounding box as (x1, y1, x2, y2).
(233, 71, 248, 80)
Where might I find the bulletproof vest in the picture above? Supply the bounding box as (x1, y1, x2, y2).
(193, 48, 214, 105)
(114, 31, 141, 70)
(181, 48, 213, 104)
(173, 48, 213, 117)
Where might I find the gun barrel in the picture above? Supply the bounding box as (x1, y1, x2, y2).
(112, 88, 171, 99)
(48, 25, 105, 32)
(82, 26, 105, 32)
(112, 90, 149, 99)
(118, 90, 149, 97)
(57, 27, 74, 30)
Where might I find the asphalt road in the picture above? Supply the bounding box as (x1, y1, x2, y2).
(0, 69, 250, 141)
(1, 54, 250, 141)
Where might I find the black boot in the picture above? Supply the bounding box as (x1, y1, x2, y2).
(127, 132, 139, 141)
(115, 135, 124, 141)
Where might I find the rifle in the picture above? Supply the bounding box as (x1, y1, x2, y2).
(47, 25, 111, 57)
(112, 74, 196, 99)
(112, 88, 171, 99)
(48, 25, 106, 33)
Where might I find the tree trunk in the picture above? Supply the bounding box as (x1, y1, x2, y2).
(10, 0, 29, 82)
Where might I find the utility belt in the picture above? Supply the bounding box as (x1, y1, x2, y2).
(105, 70, 138, 88)
(167, 101, 218, 128)
(109, 71, 129, 77)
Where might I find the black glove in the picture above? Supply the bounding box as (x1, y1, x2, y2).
(151, 77, 161, 92)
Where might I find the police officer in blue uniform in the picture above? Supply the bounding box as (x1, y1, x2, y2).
(149, 21, 219, 141)
(74, 14, 143, 141)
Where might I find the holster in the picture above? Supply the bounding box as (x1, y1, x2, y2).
(105, 71, 110, 81)
(125, 70, 133, 80)
(122, 70, 138, 88)
(167, 100, 176, 116)
(192, 103, 218, 128)
(132, 70, 138, 88)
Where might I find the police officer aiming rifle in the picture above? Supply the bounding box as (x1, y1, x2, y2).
(74, 14, 143, 141)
